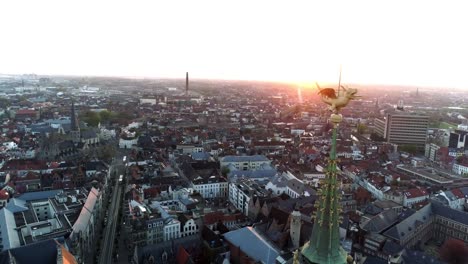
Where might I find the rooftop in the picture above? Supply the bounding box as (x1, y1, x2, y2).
(223, 226, 280, 264)
(221, 155, 270, 163)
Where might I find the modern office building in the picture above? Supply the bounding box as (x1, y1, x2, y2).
(374, 113, 429, 147)
(448, 130, 468, 150)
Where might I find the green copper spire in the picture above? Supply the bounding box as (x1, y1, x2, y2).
(301, 114, 347, 264)
(300, 78, 358, 264)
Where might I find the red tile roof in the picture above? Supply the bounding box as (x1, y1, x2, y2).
(16, 109, 37, 115)
(0, 189, 9, 200)
(404, 188, 428, 198)
(2, 159, 47, 171)
(451, 188, 465, 199)
(203, 211, 224, 225)
(176, 246, 190, 264)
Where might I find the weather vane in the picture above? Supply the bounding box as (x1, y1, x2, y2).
(315, 65, 359, 115)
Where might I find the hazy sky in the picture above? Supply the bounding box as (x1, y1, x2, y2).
(1, 0, 467, 88)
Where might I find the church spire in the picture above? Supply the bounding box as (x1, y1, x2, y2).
(301, 114, 348, 263)
(303, 72, 358, 263)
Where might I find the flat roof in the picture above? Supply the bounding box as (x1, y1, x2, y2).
(397, 165, 454, 184)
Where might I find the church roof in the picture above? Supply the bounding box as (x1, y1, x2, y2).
(70, 188, 99, 240)
(362, 209, 399, 233)
(223, 226, 280, 264)
(81, 130, 97, 139)
(0, 238, 69, 264)
(383, 204, 432, 242)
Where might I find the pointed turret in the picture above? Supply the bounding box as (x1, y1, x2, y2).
(301, 114, 347, 264)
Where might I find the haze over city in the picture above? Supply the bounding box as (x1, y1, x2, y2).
(3, 1, 468, 264)
(1, 0, 468, 88)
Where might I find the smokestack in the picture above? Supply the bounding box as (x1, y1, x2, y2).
(186, 72, 189, 96)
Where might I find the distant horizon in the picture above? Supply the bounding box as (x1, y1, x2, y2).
(1, 71, 465, 91)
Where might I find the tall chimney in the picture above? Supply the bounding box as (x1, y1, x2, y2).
(186, 72, 189, 96)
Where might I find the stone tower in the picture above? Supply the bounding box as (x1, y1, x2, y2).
(70, 99, 81, 143)
(290, 210, 302, 249)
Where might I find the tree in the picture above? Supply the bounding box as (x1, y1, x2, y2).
(357, 123, 367, 134)
(0, 98, 11, 108)
(439, 239, 468, 264)
(99, 110, 112, 122)
(399, 144, 418, 154)
(81, 111, 101, 127)
(221, 166, 230, 177)
(98, 144, 117, 162)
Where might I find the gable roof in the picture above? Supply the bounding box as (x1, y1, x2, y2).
(383, 204, 432, 242)
(362, 209, 399, 233)
(16, 189, 62, 201)
(451, 188, 465, 199)
(70, 188, 100, 240)
(404, 188, 428, 198)
(0, 238, 64, 264)
(401, 249, 441, 264)
(223, 226, 280, 264)
(0, 208, 21, 249)
(432, 200, 468, 225)
(176, 246, 191, 264)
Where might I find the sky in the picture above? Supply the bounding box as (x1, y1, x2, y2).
(1, 0, 467, 88)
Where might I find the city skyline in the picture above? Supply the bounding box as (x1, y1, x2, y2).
(1, 0, 468, 89)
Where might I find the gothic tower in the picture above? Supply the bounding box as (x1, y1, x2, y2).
(290, 210, 302, 249)
(301, 114, 348, 264)
(70, 100, 81, 143)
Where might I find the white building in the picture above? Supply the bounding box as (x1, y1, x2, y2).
(435, 190, 465, 210)
(220, 155, 271, 171)
(425, 143, 441, 162)
(140, 98, 157, 105)
(2, 142, 17, 150)
(99, 127, 116, 141)
(119, 136, 138, 149)
(453, 162, 468, 176)
(126, 122, 142, 130)
(176, 144, 204, 154)
(265, 174, 289, 196)
(191, 176, 228, 198)
(229, 179, 269, 216)
(364, 180, 389, 201)
(163, 218, 181, 241)
(180, 217, 199, 237)
(403, 188, 429, 207)
(228, 182, 252, 216)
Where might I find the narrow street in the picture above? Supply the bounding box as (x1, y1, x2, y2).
(98, 153, 125, 263)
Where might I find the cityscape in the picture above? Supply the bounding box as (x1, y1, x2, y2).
(0, 72, 466, 264)
(2, 1, 468, 264)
